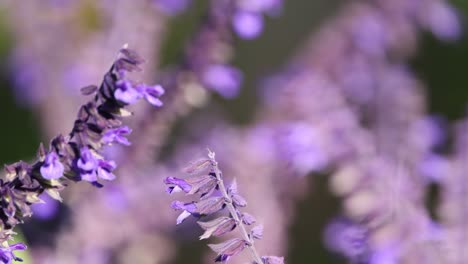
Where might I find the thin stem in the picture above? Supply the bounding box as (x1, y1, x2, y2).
(208, 151, 263, 264)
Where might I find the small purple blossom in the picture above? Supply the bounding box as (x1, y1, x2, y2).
(164, 177, 192, 194)
(0, 243, 26, 264)
(137, 84, 165, 107)
(77, 147, 99, 181)
(114, 80, 142, 104)
(96, 160, 117, 181)
(202, 65, 243, 98)
(102, 126, 133, 146)
(77, 147, 117, 183)
(40, 151, 64, 180)
(426, 1, 461, 41)
(232, 11, 264, 40)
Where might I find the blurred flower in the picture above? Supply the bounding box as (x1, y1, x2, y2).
(232, 11, 264, 40)
(202, 64, 243, 98)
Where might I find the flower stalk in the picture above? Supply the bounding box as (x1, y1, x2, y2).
(208, 150, 263, 264)
(165, 149, 284, 263)
(0, 46, 164, 263)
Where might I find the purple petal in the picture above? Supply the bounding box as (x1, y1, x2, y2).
(40, 152, 64, 180)
(171, 201, 196, 213)
(232, 11, 264, 39)
(102, 126, 133, 146)
(164, 177, 192, 193)
(139, 84, 165, 107)
(81, 171, 98, 182)
(427, 2, 461, 41)
(97, 160, 117, 181)
(114, 80, 142, 104)
(202, 64, 243, 98)
(77, 147, 98, 172)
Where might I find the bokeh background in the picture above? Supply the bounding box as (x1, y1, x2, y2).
(1, 0, 468, 263)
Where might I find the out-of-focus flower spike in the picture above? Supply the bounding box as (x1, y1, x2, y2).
(165, 150, 284, 263)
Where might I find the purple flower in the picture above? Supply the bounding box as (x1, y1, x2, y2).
(171, 201, 197, 224)
(77, 147, 99, 181)
(164, 177, 192, 194)
(0, 243, 26, 264)
(77, 147, 117, 182)
(114, 80, 142, 104)
(202, 64, 243, 98)
(137, 84, 165, 107)
(102, 126, 133, 146)
(96, 160, 117, 181)
(232, 11, 264, 40)
(40, 151, 64, 180)
(324, 218, 369, 260)
(426, 1, 461, 41)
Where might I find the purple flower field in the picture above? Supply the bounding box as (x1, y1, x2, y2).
(0, 0, 467, 263)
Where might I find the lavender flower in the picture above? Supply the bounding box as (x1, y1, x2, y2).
(114, 80, 143, 104)
(0, 47, 164, 253)
(165, 150, 284, 263)
(0, 243, 26, 264)
(39, 151, 64, 180)
(232, 11, 264, 40)
(101, 126, 133, 146)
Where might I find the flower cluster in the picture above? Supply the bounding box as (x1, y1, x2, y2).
(165, 150, 284, 263)
(0, 47, 163, 263)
